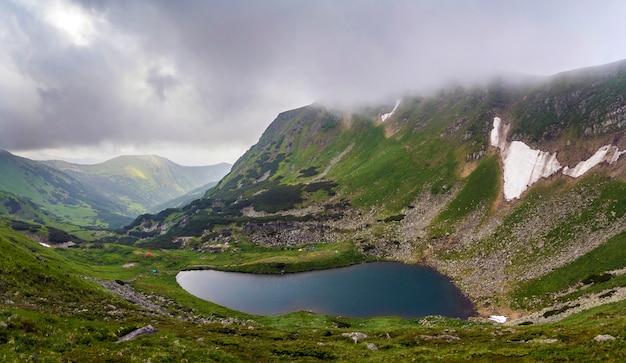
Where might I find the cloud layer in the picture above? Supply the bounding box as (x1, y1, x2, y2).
(2, 0, 626, 164)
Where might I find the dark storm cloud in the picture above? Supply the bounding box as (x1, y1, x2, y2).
(2, 0, 626, 164)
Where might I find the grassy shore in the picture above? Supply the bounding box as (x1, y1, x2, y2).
(2, 225, 626, 361)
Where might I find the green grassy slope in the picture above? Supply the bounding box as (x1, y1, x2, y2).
(209, 90, 492, 218)
(3, 222, 626, 361)
(514, 230, 626, 309)
(0, 224, 106, 306)
(511, 59, 626, 143)
(0, 191, 58, 225)
(0, 191, 101, 242)
(47, 156, 231, 215)
(429, 155, 500, 237)
(0, 150, 130, 228)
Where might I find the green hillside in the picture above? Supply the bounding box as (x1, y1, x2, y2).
(0, 191, 58, 225)
(0, 150, 130, 228)
(3, 219, 626, 361)
(0, 190, 104, 243)
(209, 89, 493, 216)
(0, 151, 230, 229)
(46, 156, 231, 215)
(151, 181, 220, 211)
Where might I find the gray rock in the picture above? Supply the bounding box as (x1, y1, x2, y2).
(342, 332, 368, 344)
(537, 338, 558, 344)
(116, 325, 158, 343)
(594, 334, 616, 342)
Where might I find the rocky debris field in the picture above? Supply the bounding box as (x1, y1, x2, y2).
(87, 277, 254, 328)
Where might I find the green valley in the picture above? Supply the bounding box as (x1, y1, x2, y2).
(46, 156, 231, 215)
(0, 151, 230, 228)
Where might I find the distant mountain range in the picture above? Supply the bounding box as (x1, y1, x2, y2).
(0, 150, 231, 228)
(45, 155, 231, 215)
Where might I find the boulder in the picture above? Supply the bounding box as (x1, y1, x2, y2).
(116, 325, 158, 343)
(342, 332, 368, 344)
(593, 334, 616, 342)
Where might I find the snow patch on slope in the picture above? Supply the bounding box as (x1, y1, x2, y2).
(490, 117, 626, 201)
(381, 99, 401, 122)
(500, 142, 561, 201)
(488, 315, 507, 323)
(562, 145, 626, 177)
(490, 117, 561, 200)
(489, 116, 509, 150)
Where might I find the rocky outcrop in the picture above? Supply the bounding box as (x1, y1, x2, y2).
(242, 221, 333, 247)
(342, 332, 368, 344)
(87, 277, 256, 328)
(87, 278, 169, 315)
(594, 334, 616, 342)
(116, 325, 157, 343)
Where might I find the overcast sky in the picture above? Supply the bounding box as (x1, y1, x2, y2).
(2, 0, 626, 165)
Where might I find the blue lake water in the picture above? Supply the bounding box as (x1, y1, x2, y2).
(176, 262, 475, 319)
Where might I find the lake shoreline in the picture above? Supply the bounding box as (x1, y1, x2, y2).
(177, 261, 477, 319)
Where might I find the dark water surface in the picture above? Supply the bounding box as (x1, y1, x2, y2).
(176, 262, 475, 318)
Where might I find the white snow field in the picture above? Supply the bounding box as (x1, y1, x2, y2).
(490, 117, 625, 200)
(381, 99, 401, 122)
(562, 144, 626, 178)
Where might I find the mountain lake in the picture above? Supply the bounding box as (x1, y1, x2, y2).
(176, 262, 475, 318)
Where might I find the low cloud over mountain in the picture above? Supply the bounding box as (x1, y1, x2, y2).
(2, 0, 626, 164)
